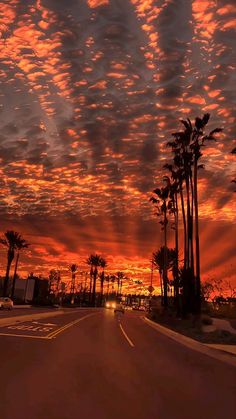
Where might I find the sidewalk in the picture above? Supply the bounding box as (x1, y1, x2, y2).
(212, 317, 236, 334)
(143, 316, 236, 367)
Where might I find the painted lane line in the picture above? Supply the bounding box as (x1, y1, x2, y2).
(0, 332, 49, 340)
(47, 312, 98, 339)
(119, 323, 135, 347)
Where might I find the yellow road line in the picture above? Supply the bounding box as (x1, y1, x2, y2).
(119, 323, 135, 347)
(47, 313, 97, 339)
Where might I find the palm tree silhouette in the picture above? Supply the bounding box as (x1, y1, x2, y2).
(11, 237, 29, 299)
(70, 264, 78, 303)
(150, 185, 169, 307)
(166, 114, 222, 314)
(116, 272, 125, 297)
(105, 274, 111, 298)
(99, 257, 107, 305)
(0, 231, 28, 297)
(86, 254, 102, 307)
(152, 247, 177, 301)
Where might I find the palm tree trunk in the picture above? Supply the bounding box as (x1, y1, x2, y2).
(100, 271, 104, 306)
(106, 279, 110, 298)
(185, 171, 195, 314)
(185, 174, 191, 270)
(163, 207, 168, 307)
(120, 280, 123, 296)
(179, 182, 187, 270)
(190, 171, 195, 276)
(194, 159, 201, 313)
(117, 278, 120, 297)
(11, 251, 19, 299)
(159, 271, 163, 304)
(174, 192, 180, 313)
(3, 254, 13, 297)
(89, 267, 93, 304)
(92, 267, 97, 307)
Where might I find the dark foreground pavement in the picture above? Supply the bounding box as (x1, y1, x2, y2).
(0, 309, 235, 419)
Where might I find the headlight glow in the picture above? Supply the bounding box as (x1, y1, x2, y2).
(106, 303, 110, 308)
(112, 303, 116, 308)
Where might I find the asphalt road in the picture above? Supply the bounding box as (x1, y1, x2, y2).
(0, 308, 235, 419)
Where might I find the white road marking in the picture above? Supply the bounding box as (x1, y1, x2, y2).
(32, 321, 57, 326)
(119, 323, 135, 347)
(0, 332, 49, 340)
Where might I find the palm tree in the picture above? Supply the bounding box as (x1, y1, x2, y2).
(110, 275, 116, 296)
(11, 237, 30, 299)
(0, 231, 27, 297)
(163, 170, 180, 310)
(116, 272, 125, 297)
(99, 257, 107, 305)
(167, 114, 222, 314)
(105, 274, 111, 298)
(152, 247, 177, 304)
(150, 185, 169, 307)
(70, 264, 78, 303)
(86, 254, 102, 307)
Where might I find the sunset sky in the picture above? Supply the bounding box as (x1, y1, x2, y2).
(0, 0, 235, 292)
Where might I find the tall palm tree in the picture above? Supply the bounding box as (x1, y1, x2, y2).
(152, 247, 177, 303)
(110, 275, 116, 296)
(105, 274, 111, 298)
(167, 114, 222, 314)
(163, 170, 180, 310)
(70, 264, 78, 303)
(99, 257, 107, 305)
(191, 114, 222, 312)
(116, 272, 125, 297)
(150, 185, 169, 307)
(0, 231, 26, 297)
(86, 254, 102, 307)
(11, 237, 30, 299)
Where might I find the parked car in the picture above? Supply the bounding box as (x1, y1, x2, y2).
(0, 297, 13, 310)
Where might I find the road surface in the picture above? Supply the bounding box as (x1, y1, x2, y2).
(0, 308, 235, 419)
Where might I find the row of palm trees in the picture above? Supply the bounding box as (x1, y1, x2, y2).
(69, 255, 126, 306)
(0, 232, 127, 305)
(151, 114, 223, 315)
(0, 230, 29, 298)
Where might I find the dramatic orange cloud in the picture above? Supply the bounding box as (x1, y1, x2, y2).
(0, 0, 235, 292)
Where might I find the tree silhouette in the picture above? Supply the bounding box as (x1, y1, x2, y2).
(11, 237, 29, 299)
(0, 231, 28, 297)
(86, 254, 102, 306)
(99, 257, 107, 305)
(150, 185, 170, 307)
(69, 264, 78, 303)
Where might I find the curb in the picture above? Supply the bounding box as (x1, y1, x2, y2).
(0, 310, 65, 327)
(142, 316, 236, 368)
(0, 308, 98, 327)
